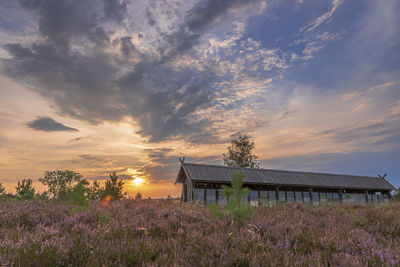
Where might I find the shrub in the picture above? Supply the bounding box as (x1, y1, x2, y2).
(15, 179, 35, 200)
(393, 187, 400, 201)
(210, 171, 254, 225)
(135, 192, 142, 200)
(99, 172, 126, 201)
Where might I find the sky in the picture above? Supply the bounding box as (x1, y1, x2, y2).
(0, 0, 399, 198)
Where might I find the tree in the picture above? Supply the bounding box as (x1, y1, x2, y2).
(0, 182, 5, 196)
(393, 187, 400, 201)
(15, 179, 35, 200)
(65, 179, 90, 208)
(209, 171, 254, 225)
(88, 180, 101, 200)
(223, 133, 259, 168)
(100, 172, 126, 201)
(135, 192, 142, 200)
(39, 170, 83, 199)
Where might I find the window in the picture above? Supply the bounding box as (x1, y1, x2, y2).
(241, 193, 249, 205)
(303, 192, 310, 204)
(383, 194, 389, 204)
(206, 189, 216, 204)
(217, 189, 226, 206)
(260, 191, 268, 206)
(327, 193, 333, 204)
(354, 193, 366, 204)
(268, 191, 276, 206)
(342, 193, 352, 204)
(250, 191, 259, 207)
(279, 191, 286, 203)
(312, 192, 319, 205)
(194, 188, 204, 205)
(332, 193, 340, 204)
(368, 194, 373, 203)
(287, 191, 295, 203)
(319, 193, 327, 205)
(376, 192, 382, 204)
(295, 191, 303, 203)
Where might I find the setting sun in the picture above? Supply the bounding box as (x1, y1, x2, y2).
(132, 177, 145, 186)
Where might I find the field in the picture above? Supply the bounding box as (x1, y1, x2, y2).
(1, 200, 399, 266)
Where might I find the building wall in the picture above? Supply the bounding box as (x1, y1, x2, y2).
(188, 182, 391, 206)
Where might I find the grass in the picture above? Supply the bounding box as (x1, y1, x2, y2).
(0, 200, 399, 266)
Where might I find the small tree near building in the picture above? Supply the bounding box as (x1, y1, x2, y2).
(223, 133, 259, 168)
(210, 171, 253, 225)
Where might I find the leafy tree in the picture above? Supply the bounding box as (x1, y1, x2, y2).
(15, 179, 35, 200)
(0, 182, 5, 196)
(223, 133, 259, 168)
(39, 170, 83, 199)
(88, 180, 101, 200)
(393, 187, 400, 201)
(0, 182, 6, 201)
(35, 191, 49, 201)
(65, 179, 90, 208)
(135, 192, 142, 200)
(210, 171, 254, 225)
(100, 172, 126, 201)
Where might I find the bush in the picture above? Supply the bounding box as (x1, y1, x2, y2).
(99, 172, 126, 201)
(15, 179, 35, 200)
(135, 192, 142, 200)
(393, 187, 400, 201)
(210, 171, 254, 225)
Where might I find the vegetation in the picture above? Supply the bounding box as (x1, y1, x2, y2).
(0, 200, 399, 266)
(15, 179, 35, 200)
(0, 182, 5, 196)
(99, 172, 126, 201)
(394, 186, 400, 201)
(223, 133, 259, 168)
(88, 180, 101, 200)
(39, 170, 84, 199)
(135, 191, 142, 200)
(210, 171, 254, 225)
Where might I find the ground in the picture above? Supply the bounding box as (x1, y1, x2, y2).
(0, 200, 399, 266)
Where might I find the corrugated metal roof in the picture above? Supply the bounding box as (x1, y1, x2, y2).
(178, 163, 395, 191)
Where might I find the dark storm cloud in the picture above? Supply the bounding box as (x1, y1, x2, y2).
(102, 0, 127, 23)
(2, 0, 261, 143)
(26, 117, 78, 132)
(119, 36, 139, 58)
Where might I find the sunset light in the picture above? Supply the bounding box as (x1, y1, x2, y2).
(132, 177, 145, 186)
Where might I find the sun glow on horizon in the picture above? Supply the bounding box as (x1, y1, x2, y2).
(132, 177, 145, 186)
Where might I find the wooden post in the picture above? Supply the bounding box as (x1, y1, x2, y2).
(365, 190, 368, 204)
(275, 187, 279, 204)
(339, 190, 343, 204)
(309, 188, 313, 204)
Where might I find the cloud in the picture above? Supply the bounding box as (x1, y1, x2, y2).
(26, 116, 78, 132)
(2, 0, 264, 144)
(301, 0, 343, 32)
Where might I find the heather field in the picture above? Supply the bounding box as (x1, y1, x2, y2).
(1, 200, 399, 266)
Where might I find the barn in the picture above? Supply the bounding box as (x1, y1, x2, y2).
(175, 162, 396, 205)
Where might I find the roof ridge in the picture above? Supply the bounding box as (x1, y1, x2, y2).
(182, 162, 383, 180)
